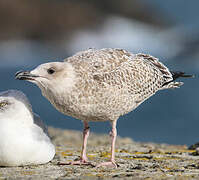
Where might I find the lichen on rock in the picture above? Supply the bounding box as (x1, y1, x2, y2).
(0, 127, 199, 179)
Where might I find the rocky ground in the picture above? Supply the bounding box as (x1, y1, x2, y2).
(0, 127, 199, 179)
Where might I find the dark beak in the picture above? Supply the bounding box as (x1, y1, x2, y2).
(15, 71, 39, 80)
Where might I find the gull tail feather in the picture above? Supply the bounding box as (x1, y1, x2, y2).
(162, 71, 194, 89)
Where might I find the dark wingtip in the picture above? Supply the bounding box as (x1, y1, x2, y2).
(171, 71, 194, 81)
(15, 70, 24, 79)
(162, 71, 194, 87)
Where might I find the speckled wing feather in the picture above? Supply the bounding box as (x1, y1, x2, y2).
(63, 48, 180, 119)
(65, 48, 174, 90)
(65, 48, 134, 74)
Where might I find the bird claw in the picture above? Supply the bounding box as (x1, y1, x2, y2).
(96, 161, 118, 168)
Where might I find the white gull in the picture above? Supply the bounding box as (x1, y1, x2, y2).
(0, 90, 55, 166)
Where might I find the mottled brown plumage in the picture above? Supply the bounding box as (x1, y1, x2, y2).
(62, 48, 182, 122)
(15, 48, 188, 168)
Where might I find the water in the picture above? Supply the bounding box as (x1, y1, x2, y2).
(0, 0, 198, 148)
(1, 57, 198, 146)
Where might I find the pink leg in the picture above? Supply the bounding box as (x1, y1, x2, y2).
(71, 121, 90, 165)
(80, 121, 90, 162)
(58, 121, 91, 166)
(96, 120, 118, 168)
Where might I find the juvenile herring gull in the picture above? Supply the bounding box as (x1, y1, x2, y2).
(0, 90, 55, 166)
(15, 48, 192, 168)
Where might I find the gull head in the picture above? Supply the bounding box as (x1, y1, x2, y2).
(0, 90, 33, 121)
(15, 62, 76, 96)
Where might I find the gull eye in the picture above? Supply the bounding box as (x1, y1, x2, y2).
(47, 68, 55, 75)
(0, 101, 8, 109)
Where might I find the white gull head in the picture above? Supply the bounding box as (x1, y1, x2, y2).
(16, 62, 76, 99)
(15, 62, 77, 116)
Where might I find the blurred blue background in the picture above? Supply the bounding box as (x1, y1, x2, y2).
(0, 0, 198, 145)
